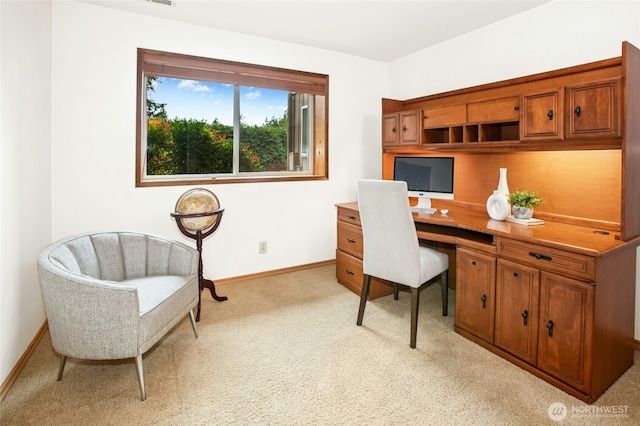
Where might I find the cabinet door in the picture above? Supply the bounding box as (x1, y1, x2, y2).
(455, 247, 496, 343)
(399, 110, 420, 145)
(537, 272, 594, 393)
(522, 91, 564, 140)
(495, 259, 540, 365)
(467, 97, 520, 123)
(566, 78, 621, 139)
(382, 113, 399, 146)
(422, 104, 466, 128)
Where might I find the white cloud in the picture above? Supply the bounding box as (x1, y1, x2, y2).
(245, 89, 261, 100)
(177, 79, 212, 92)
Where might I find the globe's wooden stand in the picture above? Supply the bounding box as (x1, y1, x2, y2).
(171, 208, 227, 321)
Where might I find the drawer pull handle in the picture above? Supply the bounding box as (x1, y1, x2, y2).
(347, 215, 357, 220)
(547, 109, 554, 120)
(345, 269, 354, 276)
(513, 272, 519, 278)
(522, 310, 528, 326)
(575, 106, 581, 117)
(546, 320, 554, 337)
(529, 252, 552, 261)
(480, 294, 487, 309)
(347, 238, 356, 244)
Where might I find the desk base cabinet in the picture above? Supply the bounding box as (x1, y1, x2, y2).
(455, 236, 635, 404)
(455, 247, 496, 344)
(335, 204, 393, 300)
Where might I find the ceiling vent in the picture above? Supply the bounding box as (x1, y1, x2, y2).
(146, 0, 176, 6)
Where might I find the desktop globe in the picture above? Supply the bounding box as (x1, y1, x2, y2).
(174, 188, 220, 232)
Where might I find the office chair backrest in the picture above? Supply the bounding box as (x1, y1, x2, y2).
(357, 179, 422, 286)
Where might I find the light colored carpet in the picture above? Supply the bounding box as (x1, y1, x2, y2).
(1, 265, 638, 425)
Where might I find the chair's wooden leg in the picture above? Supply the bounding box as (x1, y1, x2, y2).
(56, 356, 67, 381)
(393, 283, 399, 300)
(357, 274, 372, 326)
(441, 270, 449, 316)
(135, 354, 146, 401)
(189, 309, 198, 339)
(410, 287, 420, 349)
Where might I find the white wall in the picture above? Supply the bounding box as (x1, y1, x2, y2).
(389, 0, 640, 99)
(388, 0, 640, 340)
(0, 1, 52, 385)
(50, 1, 387, 282)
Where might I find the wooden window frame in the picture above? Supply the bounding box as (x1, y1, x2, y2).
(136, 48, 329, 187)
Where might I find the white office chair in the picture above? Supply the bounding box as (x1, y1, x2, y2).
(356, 179, 449, 349)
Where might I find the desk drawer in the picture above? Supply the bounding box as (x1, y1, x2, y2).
(337, 206, 361, 226)
(337, 221, 363, 258)
(335, 250, 393, 300)
(497, 238, 595, 281)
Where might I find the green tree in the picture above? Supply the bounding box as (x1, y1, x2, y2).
(171, 119, 232, 174)
(147, 119, 175, 175)
(146, 76, 167, 119)
(240, 112, 288, 171)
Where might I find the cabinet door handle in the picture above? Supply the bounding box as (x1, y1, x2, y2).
(480, 294, 487, 309)
(514, 106, 520, 111)
(402, 125, 408, 133)
(513, 272, 519, 278)
(529, 251, 552, 261)
(547, 110, 554, 120)
(345, 269, 354, 276)
(546, 320, 554, 337)
(522, 310, 528, 326)
(392, 126, 396, 134)
(347, 238, 356, 244)
(575, 106, 581, 117)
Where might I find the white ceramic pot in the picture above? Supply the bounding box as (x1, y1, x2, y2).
(512, 206, 533, 219)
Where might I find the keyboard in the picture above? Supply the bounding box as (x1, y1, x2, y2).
(410, 207, 437, 214)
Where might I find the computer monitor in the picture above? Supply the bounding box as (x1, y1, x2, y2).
(393, 156, 454, 208)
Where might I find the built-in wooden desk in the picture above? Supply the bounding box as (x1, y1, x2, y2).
(335, 201, 637, 404)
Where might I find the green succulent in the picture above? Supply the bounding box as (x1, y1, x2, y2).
(508, 190, 543, 208)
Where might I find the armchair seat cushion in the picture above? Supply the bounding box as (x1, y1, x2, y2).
(124, 275, 195, 316)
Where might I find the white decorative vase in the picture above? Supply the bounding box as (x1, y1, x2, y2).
(496, 168, 509, 197)
(486, 168, 510, 221)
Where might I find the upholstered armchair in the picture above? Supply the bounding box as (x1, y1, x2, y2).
(37, 231, 200, 401)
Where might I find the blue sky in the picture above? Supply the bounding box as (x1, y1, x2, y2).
(150, 77, 288, 126)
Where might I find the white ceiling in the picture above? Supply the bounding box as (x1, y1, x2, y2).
(80, 0, 550, 62)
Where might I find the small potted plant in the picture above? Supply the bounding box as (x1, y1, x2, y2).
(508, 190, 543, 219)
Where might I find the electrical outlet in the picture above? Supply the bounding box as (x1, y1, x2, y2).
(259, 241, 267, 254)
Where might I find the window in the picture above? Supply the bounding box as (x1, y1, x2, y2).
(136, 49, 329, 187)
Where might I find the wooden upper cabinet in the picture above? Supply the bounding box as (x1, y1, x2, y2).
(566, 78, 621, 139)
(422, 104, 466, 128)
(399, 110, 421, 145)
(382, 113, 399, 146)
(521, 90, 564, 140)
(467, 97, 520, 123)
(383, 110, 421, 146)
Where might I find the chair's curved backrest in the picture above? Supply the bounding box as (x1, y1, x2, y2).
(46, 232, 197, 282)
(357, 179, 422, 286)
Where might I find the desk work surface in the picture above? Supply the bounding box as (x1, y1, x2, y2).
(337, 202, 630, 257)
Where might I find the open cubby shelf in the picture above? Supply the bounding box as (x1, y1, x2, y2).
(424, 122, 520, 144)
